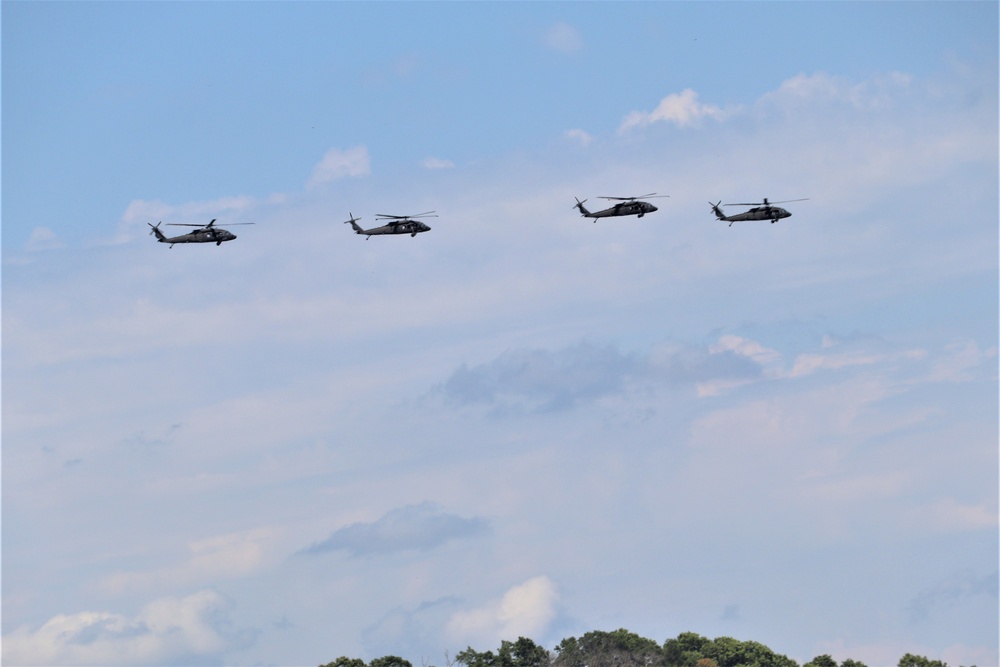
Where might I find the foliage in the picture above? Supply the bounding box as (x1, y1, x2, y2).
(664, 632, 712, 667)
(321, 630, 949, 667)
(554, 629, 663, 667)
(702, 636, 798, 667)
(804, 656, 838, 667)
(370, 657, 414, 667)
(456, 638, 550, 667)
(898, 655, 947, 667)
(320, 658, 367, 667)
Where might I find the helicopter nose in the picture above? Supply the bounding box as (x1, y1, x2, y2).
(649, 204, 658, 212)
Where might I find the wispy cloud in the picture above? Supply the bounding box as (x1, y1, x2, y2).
(436, 339, 762, 413)
(543, 23, 583, 54)
(101, 528, 279, 595)
(422, 156, 456, 170)
(24, 227, 64, 252)
(908, 570, 999, 622)
(302, 502, 489, 557)
(564, 129, 593, 147)
(756, 71, 914, 114)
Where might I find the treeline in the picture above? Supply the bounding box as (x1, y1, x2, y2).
(319, 628, 971, 667)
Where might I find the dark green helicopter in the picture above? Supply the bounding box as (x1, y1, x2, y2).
(343, 212, 436, 239)
(147, 219, 253, 247)
(710, 198, 808, 226)
(574, 193, 668, 222)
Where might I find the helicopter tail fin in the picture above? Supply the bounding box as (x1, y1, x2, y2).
(148, 222, 167, 242)
(709, 201, 725, 220)
(343, 214, 364, 234)
(574, 197, 592, 217)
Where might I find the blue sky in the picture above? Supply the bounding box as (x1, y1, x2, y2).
(2, 3, 997, 667)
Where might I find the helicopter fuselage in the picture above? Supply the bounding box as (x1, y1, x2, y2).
(350, 220, 431, 238)
(724, 206, 791, 222)
(577, 200, 658, 219)
(159, 229, 238, 245)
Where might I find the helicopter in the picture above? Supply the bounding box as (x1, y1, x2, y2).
(574, 193, 668, 222)
(147, 219, 254, 247)
(710, 198, 808, 226)
(343, 212, 436, 238)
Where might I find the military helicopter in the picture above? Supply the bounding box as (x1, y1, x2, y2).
(710, 198, 808, 226)
(147, 219, 254, 247)
(574, 193, 668, 222)
(343, 212, 436, 238)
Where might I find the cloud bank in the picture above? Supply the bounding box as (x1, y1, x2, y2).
(3, 591, 255, 667)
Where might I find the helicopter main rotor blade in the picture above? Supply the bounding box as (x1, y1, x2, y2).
(600, 193, 663, 201)
(727, 198, 808, 206)
(376, 211, 438, 219)
(167, 222, 255, 226)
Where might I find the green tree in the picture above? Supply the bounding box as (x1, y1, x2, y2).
(457, 637, 550, 667)
(553, 629, 662, 667)
(370, 657, 414, 667)
(703, 636, 798, 667)
(456, 646, 500, 667)
(663, 632, 711, 667)
(840, 660, 868, 667)
(898, 654, 947, 667)
(498, 637, 551, 667)
(804, 656, 837, 667)
(319, 658, 366, 667)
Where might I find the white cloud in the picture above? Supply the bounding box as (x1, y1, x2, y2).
(564, 129, 593, 147)
(2, 591, 252, 666)
(422, 156, 456, 170)
(544, 23, 583, 54)
(928, 339, 997, 382)
(101, 527, 279, 595)
(307, 145, 371, 188)
(25, 226, 64, 251)
(757, 70, 914, 113)
(710, 334, 782, 368)
(446, 576, 559, 647)
(619, 89, 730, 132)
(918, 498, 999, 533)
(789, 350, 886, 378)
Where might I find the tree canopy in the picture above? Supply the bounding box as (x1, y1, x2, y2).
(320, 630, 959, 667)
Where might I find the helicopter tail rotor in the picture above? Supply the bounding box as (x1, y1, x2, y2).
(147, 222, 167, 241)
(343, 213, 365, 234)
(573, 197, 592, 217)
(709, 201, 725, 220)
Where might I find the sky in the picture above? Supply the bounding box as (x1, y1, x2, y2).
(2, 2, 997, 667)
